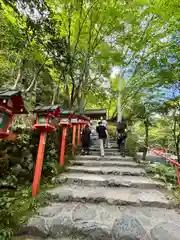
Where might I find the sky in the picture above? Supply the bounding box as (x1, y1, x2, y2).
(110, 66, 130, 80)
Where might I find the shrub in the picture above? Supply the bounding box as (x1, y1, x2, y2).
(146, 163, 177, 185)
(126, 132, 139, 159)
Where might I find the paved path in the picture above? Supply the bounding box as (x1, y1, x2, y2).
(17, 143, 180, 240)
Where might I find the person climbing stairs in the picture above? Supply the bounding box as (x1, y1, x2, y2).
(16, 141, 180, 240)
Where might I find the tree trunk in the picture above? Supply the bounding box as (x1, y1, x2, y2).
(62, 73, 71, 108)
(51, 86, 58, 105)
(172, 110, 180, 163)
(79, 92, 85, 113)
(142, 121, 149, 160)
(13, 60, 26, 89)
(176, 140, 180, 163)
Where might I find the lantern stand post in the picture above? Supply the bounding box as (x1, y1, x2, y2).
(71, 114, 79, 155)
(72, 124, 76, 154)
(77, 122, 81, 145)
(32, 131, 47, 196)
(32, 105, 60, 196)
(58, 111, 72, 167)
(60, 126, 67, 167)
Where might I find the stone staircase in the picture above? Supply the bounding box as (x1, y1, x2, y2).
(17, 144, 180, 240)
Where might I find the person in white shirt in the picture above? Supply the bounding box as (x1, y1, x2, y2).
(102, 120, 107, 126)
(102, 119, 110, 148)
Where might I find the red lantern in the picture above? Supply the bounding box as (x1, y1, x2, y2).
(32, 105, 60, 197)
(0, 89, 27, 139)
(58, 110, 74, 167)
(71, 113, 90, 154)
(33, 105, 60, 132)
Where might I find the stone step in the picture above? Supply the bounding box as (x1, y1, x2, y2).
(58, 172, 164, 189)
(91, 151, 124, 156)
(90, 148, 119, 152)
(67, 166, 146, 176)
(76, 155, 133, 161)
(70, 159, 141, 168)
(13, 236, 88, 240)
(17, 202, 180, 240)
(47, 184, 173, 208)
(12, 237, 43, 240)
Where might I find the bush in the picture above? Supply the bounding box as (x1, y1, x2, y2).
(107, 124, 116, 139)
(146, 163, 177, 185)
(126, 132, 139, 159)
(0, 185, 53, 240)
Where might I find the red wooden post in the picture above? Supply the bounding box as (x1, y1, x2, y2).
(60, 126, 67, 167)
(175, 165, 180, 186)
(32, 105, 60, 196)
(32, 132, 47, 197)
(77, 123, 81, 145)
(72, 124, 76, 154)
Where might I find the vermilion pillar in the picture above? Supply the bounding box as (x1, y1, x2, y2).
(60, 126, 67, 167)
(72, 124, 76, 154)
(77, 123, 81, 145)
(32, 132, 47, 197)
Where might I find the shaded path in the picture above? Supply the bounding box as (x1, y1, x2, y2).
(17, 141, 180, 240)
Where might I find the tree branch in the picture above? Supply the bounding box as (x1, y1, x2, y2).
(72, 0, 99, 59)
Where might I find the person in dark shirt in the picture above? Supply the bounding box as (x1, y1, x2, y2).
(116, 119, 127, 157)
(81, 124, 91, 155)
(96, 121, 108, 157)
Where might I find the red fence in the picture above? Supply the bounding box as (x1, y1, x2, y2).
(130, 137, 180, 186)
(150, 148, 180, 186)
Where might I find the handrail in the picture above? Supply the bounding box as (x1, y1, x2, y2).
(129, 137, 180, 186)
(150, 148, 180, 186)
(151, 144, 177, 156)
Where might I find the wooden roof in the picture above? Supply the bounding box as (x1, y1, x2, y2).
(0, 89, 22, 98)
(34, 105, 61, 117)
(34, 105, 60, 113)
(0, 89, 28, 114)
(74, 111, 89, 120)
(84, 109, 107, 119)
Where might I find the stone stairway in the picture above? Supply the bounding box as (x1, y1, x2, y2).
(17, 145, 180, 240)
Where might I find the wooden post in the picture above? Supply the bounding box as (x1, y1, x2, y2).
(32, 132, 47, 197)
(175, 165, 180, 186)
(60, 126, 67, 167)
(77, 123, 81, 145)
(72, 124, 76, 154)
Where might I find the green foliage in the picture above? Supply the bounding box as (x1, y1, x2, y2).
(0, 185, 54, 240)
(146, 163, 177, 186)
(107, 124, 116, 139)
(126, 132, 139, 159)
